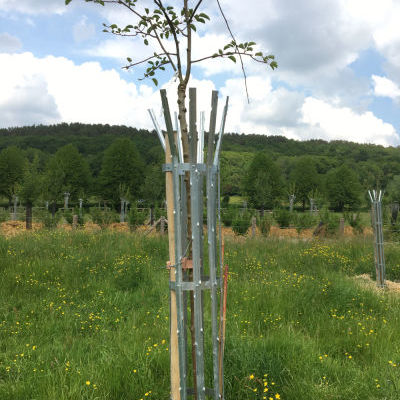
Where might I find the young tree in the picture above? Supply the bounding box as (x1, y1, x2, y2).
(244, 152, 282, 213)
(65, 0, 277, 160)
(290, 156, 320, 210)
(65, 2, 277, 398)
(325, 165, 362, 211)
(18, 157, 42, 230)
(44, 144, 91, 213)
(99, 138, 144, 204)
(387, 175, 400, 203)
(0, 146, 26, 204)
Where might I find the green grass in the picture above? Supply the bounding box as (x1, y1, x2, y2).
(1, 232, 400, 399)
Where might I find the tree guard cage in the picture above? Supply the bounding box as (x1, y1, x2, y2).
(368, 190, 386, 288)
(150, 88, 228, 400)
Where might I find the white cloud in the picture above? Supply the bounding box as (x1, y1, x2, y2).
(73, 16, 96, 43)
(0, 52, 397, 147)
(0, 32, 21, 52)
(372, 75, 400, 99)
(301, 97, 399, 146)
(0, 52, 157, 128)
(0, 0, 66, 14)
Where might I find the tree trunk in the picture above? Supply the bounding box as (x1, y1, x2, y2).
(177, 80, 198, 396)
(51, 201, 56, 218)
(26, 202, 32, 230)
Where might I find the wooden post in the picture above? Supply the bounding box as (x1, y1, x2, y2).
(160, 216, 165, 235)
(165, 135, 181, 400)
(339, 217, 344, 235)
(251, 216, 257, 238)
(72, 215, 78, 230)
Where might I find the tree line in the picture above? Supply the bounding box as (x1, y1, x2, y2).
(1, 123, 400, 216)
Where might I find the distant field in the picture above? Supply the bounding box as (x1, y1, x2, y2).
(1, 232, 400, 399)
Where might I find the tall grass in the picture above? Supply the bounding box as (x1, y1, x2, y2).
(0, 232, 399, 399)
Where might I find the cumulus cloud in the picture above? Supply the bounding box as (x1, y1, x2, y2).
(301, 97, 399, 146)
(0, 32, 21, 52)
(372, 75, 400, 100)
(0, 52, 157, 128)
(0, 52, 397, 147)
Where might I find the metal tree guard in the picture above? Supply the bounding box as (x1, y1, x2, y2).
(289, 194, 295, 212)
(64, 192, 70, 210)
(150, 88, 228, 400)
(368, 190, 386, 288)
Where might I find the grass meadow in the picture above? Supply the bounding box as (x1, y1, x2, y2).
(1, 231, 400, 399)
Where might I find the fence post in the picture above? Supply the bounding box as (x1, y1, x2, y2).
(79, 198, 83, 217)
(12, 195, 18, 221)
(251, 216, 257, 238)
(64, 192, 70, 210)
(160, 216, 165, 235)
(289, 194, 295, 212)
(339, 217, 345, 235)
(72, 215, 78, 230)
(368, 190, 386, 288)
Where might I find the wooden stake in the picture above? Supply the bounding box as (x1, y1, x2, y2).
(165, 135, 181, 400)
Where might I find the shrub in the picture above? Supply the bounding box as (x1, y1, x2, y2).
(344, 212, 364, 234)
(34, 209, 55, 228)
(259, 214, 272, 237)
(221, 208, 235, 227)
(295, 212, 318, 233)
(0, 208, 8, 223)
(320, 208, 340, 236)
(90, 207, 119, 228)
(232, 211, 251, 236)
(273, 208, 291, 228)
(128, 207, 147, 231)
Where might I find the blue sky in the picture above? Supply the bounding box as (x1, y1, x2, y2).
(1, 0, 400, 146)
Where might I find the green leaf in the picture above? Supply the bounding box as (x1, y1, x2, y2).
(255, 52, 262, 57)
(228, 55, 236, 63)
(152, 78, 158, 86)
(190, 24, 196, 31)
(127, 57, 132, 62)
(65, 0, 72, 4)
(144, 39, 149, 45)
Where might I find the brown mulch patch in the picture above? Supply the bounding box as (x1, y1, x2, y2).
(108, 222, 130, 232)
(0, 220, 43, 236)
(354, 274, 400, 293)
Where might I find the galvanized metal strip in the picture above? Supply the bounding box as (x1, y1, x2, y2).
(190, 164, 206, 400)
(148, 109, 166, 152)
(169, 280, 218, 291)
(213, 97, 229, 167)
(172, 157, 187, 399)
(207, 165, 221, 399)
(189, 88, 198, 163)
(160, 89, 177, 158)
(217, 165, 224, 399)
(207, 91, 218, 165)
(163, 163, 207, 174)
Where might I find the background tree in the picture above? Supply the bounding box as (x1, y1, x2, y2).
(99, 138, 144, 204)
(290, 156, 320, 210)
(18, 157, 42, 229)
(44, 144, 91, 214)
(386, 175, 400, 203)
(244, 152, 283, 212)
(0, 146, 26, 204)
(325, 165, 362, 211)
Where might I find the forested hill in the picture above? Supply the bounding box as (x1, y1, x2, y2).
(1, 122, 399, 163)
(1, 123, 400, 206)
